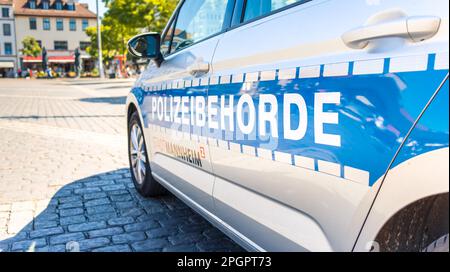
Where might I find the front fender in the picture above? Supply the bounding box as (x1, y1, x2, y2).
(354, 77, 449, 251)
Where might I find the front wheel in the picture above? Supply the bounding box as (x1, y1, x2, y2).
(128, 111, 165, 197)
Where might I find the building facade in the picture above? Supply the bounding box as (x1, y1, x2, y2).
(0, 0, 17, 77)
(14, 0, 96, 74)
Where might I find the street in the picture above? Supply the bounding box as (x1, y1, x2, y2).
(0, 79, 242, 252)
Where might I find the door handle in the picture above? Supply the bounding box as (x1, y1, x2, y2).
(342, 16, 441, 49)
(187, 61, 210, 76)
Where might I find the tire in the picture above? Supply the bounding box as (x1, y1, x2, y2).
(128, 110, 165, 197)
(375, 193, 449, 252)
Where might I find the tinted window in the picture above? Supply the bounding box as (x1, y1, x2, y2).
(243, 0, 303, 22)
(2, 7, 9, 18)
(170, 0, 228, 53)
(80, 41, 90, 51)
(82, 19, 89, 31)
(56, 19, 64, 31)
(3, 24, 11, 36)
(43, 18, 50, 30)
(4, 43, 12, 55)
(29, 18, 37, 30)
(70, 19, 76, 31)
(54, 41, 68, 50)
(160, 19, 175, 56)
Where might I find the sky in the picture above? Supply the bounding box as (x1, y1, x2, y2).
(79, 0, 108, 17)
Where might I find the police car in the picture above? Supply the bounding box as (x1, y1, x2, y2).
(125, 0, 449, 252)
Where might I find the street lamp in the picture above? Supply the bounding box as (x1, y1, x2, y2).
(96, 0, 105, 79)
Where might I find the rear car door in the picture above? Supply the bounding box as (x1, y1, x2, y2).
(208, 0, 449, 251)
(136, 0, 233, 212)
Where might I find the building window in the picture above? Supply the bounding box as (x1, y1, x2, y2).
(43, 0, 49, 10)
(36, 40, 42, 48)
(80, 41, 90, 51)
(56, 1, 63, 10)
(70, 19, 76, 31)
(68, 3, 75, 11)
(43, 18, 50, 30)
(29, 0, 36, 9)
(56, 19, 64, 31)
(82, 19, 89, 31)
(3, 24, 11, 36)
(54, 41, 68, 51)
(4, 43, 12, 55)
(29, 18, 37, 30)
(1, 7, 9, 18)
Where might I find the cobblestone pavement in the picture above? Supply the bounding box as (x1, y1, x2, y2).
(0, 79, 242, 252)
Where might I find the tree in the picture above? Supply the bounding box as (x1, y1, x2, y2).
(85, 0, 177, 65)
(21, 36, 41, 57)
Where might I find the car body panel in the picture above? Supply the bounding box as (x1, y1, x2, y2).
(354, 77, 449, 251)
(126, 0, 449, 251)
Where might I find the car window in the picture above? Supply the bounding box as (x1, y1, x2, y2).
(170, 0, 229, 53)
(243, 0, 303, 22)
(161, 18, 176, 57)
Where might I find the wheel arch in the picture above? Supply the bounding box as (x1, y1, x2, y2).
(354, 147, 449, 251)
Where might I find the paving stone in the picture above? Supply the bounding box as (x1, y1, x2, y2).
(106, 189, 129, 196)
(146, 227, 178, 239)
(87, 212, 117, 222)
(109, 194, 132, 202)
(107, 216, 134, 226)
(124, 220, 159, 232)
(58, 201, 83, 210)
(59, 207, 84, 217)
(30, 227, 64, 239)
(115, 201, 136, 209)
(88, 227, 124, 238)
(78, 237, 110, 251)
(102, 184, 126, 191)
(74, 187, 102, 195)
(35, 244, 66, 252)
(12, 239, 47, 251)
(112, 231, 146, 244)
(84, 198, 110, 207)
(83, 192, 108, 201)
(68, 221, 107, 232)
(163, 244, 199, 252)
(49, 232, 85, 245)
(84, 179, 116, 187)
(34, 220, 59, 229)
(92, 244, 132, 252)
(60, 215, 86, 225)
(131, 238, 169, 252)
(58, 196, 82, 204)
(86, 204, 115, 215)
(169, 233, 205, 246)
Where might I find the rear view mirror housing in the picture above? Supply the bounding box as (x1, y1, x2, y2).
(127, 33, 162, 63)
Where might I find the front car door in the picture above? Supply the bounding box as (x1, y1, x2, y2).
(134, 0, 234, 212)
(207, 0, 449, 251)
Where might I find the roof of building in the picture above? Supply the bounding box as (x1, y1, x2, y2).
(0, 0, 13, 6)
(13, 0, 97, 18)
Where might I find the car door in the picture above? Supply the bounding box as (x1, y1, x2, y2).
(137, 0, 234, 212)
(208, 0, 449, 251)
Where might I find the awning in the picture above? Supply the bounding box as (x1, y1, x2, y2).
(22, 56, 76, 63)
(0, 62, 14, 68)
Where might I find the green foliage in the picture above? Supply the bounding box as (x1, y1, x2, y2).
(21, 36, 42, 57)
(86, 0, 178, 62)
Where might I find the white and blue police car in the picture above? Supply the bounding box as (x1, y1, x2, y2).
(125, 0, 449, 252)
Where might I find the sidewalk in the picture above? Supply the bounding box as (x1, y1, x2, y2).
(0, 79, 241, 252)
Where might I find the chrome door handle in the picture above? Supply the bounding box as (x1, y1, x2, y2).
(187, 61, 210, 76)
(342, 16, 441, 49)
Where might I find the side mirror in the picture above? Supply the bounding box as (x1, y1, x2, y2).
(127, 33, 161, 59)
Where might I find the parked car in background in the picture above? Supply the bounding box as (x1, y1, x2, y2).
(125, 0, 449, 252)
